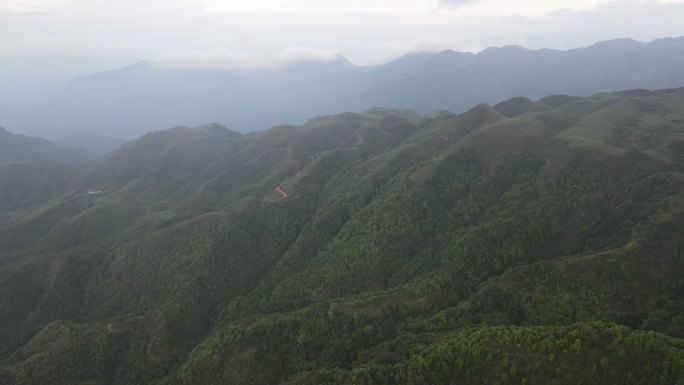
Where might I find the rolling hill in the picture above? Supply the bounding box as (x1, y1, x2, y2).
(0, 88, 683, 384)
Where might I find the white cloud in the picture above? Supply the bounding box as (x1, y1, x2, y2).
(477, 0, 684, 50)
(439, 0, 472, 7)
(2, 0, 684, 73)
(435, 0, 601, 17)
(0, 38, 136, 57)
(0, 0, 70, 13)
(150, 47, 341, 70)
(185, 0, 433, 15)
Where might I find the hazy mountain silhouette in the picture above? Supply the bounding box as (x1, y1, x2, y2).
(4, 37, 684, 139)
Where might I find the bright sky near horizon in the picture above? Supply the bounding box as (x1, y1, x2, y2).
(2, 0, 684, 81)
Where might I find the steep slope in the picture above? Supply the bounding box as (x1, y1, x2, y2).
(6, 37, 684, 138)
(0, 89, 684, 384)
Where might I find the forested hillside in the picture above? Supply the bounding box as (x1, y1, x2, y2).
(0, 88, 683, 384)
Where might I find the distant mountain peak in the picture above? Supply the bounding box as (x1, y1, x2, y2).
(586, 37, 641, 51)
(477, 44, 531, 58)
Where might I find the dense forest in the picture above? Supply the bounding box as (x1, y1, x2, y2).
(0, 88, 683, 384)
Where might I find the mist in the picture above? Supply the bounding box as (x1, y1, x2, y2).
(150, 47, 341, 71)
(3, 0, 684, 139)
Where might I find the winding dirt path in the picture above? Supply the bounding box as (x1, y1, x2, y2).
(106, 322, 123, 333)
(276, 187, 288, 199)
(266, 186, 289, 202)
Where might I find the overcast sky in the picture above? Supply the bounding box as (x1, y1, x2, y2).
(2, 0, 684, 82)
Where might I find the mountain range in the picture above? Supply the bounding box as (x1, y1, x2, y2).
(0, 87, 683, 384)
(3, 37, 684, 139)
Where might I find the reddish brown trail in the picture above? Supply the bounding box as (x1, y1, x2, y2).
(266, 186, 289, 202)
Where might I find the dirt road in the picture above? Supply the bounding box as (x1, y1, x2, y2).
(266, 186, 289, 202)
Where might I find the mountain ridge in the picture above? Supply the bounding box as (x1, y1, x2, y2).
(0, 86, 683, 384)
